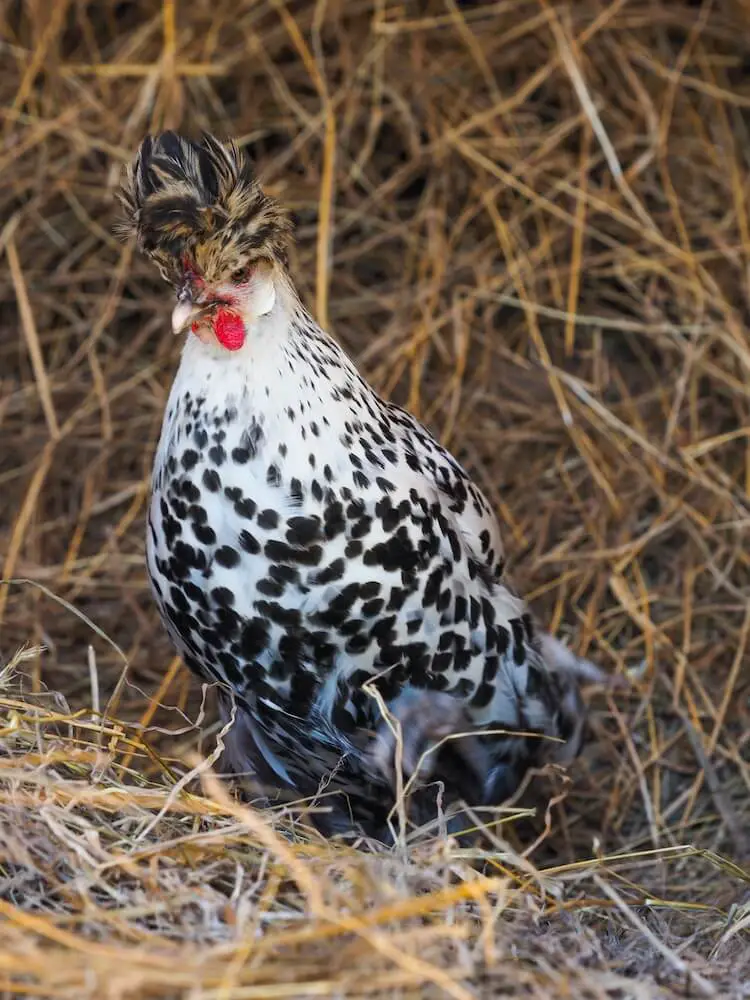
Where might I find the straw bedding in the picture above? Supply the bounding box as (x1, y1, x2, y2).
(1, 1, 749, 997)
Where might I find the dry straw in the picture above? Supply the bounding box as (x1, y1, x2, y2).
(1, 1, 749, 997)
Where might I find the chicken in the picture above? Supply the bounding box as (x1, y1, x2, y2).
(119, 132, 612, 842)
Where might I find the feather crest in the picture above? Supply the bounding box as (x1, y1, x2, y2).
(117, 131, 293, 283)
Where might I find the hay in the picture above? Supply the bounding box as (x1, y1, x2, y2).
(1, 0, 750, 996)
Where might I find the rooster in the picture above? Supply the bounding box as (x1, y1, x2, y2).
(120, 132, 612, 841)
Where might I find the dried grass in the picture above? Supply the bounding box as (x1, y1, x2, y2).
(1, 1, 750, 997)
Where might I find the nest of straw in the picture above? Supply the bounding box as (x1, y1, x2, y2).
(1, 1, 750, 996)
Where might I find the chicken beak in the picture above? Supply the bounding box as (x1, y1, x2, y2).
(172, 298, 199, 336)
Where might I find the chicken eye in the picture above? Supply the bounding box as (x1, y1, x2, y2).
(230, 265, 251, 284)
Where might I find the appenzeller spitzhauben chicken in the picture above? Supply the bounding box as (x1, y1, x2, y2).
(119, 132, 610, 842)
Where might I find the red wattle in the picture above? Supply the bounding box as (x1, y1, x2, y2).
(212, 308, 245, 351)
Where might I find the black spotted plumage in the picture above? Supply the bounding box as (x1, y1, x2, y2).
(123, 131, 614, 843)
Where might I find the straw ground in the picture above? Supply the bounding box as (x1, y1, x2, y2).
(1, 2, 749, 997)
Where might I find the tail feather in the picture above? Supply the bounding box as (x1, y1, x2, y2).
(536, 632, 626, 766)
(539, 632, 620, 687)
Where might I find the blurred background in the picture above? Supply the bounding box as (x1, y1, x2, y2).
(1, 2, 750, 992)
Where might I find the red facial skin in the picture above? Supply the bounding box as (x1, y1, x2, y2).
(181, 255, 246, 351)
(181, 254, 204, 289)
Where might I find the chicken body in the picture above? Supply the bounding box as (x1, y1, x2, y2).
(124, 133, 600, 841)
